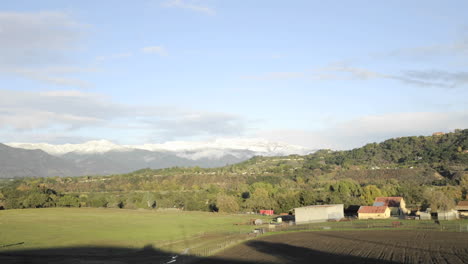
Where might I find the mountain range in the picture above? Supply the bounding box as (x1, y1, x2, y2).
(1, 139, 312, 178)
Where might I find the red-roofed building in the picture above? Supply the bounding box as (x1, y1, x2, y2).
(259, 209, 274, 215)
(358, 206, 390, 219)
(373, 197, 407, 216)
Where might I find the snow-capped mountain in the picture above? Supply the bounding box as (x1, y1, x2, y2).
(6, 140, 131, 156)
(4, 139, 313, 177)
(7, 138, 311, 159)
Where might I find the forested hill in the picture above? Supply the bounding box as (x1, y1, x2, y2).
(1, 129, 467, 212)
(300, 128, 468, 172)
(317, 129, 468, 167)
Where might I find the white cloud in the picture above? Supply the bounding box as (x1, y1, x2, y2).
(312, 65, 468, 89)
(142, 45, 168, 56)
(0, 89, 246, 143)
(0, 11, 83, 66)
(244, 63, 468, 89)
(385, 38, 468, 59)
(162, 0, 215, 15)
(260, 112, 468, 150)
(0, 11, 92, 87)
(39, 90, 94, 97)
(2, 66, 96, 88)
(145, 112, 245, 140)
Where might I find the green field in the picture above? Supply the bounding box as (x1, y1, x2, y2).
(0, 208, 265, 252)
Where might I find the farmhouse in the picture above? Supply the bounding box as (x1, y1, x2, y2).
(373, 197, 407, 216)
(358, 206, 390, 219)
(294, 204, 344, 224)
(455, 201, 468, 218)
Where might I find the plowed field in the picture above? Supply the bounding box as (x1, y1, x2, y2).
(201, 230, 468, 264)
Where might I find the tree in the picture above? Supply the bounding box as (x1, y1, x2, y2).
(275, 191, 300, 213)
(216, 194, 239, 213)
(22, 192, 50, 208)
(245, 187, 277, 212)
(143, 192, 157, 209)
(360, 185, 383, 205)
(56, 195, 80, 207)
(423, 189, 455, 211)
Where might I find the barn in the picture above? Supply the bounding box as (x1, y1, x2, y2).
(373, 197, 408, 216)
(358, 206, 391, 219)
(294, 204, 344, 224)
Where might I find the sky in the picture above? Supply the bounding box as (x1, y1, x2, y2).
(1, 0, 467, 150)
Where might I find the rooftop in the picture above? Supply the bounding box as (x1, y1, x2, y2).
(358, 206, 388, 214)
(374, 197, 403, 207)
(296, 204, 343, 209)
(456, 201, 468, 210)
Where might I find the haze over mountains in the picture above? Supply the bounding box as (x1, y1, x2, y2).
(1, 139, 311, 178)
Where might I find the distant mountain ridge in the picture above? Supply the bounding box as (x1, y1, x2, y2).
(1, 139, 312, 178)
(6, 138, 311, 158)
(0, 143, 82, 178)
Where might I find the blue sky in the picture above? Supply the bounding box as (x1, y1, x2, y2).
(1, 0, 467, 149)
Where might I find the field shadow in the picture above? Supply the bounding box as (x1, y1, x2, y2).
(195, 240, 397, 264)
(242, 240, 396, 264)
(0, 242, 396, 264)
(1, 244, 189, 264)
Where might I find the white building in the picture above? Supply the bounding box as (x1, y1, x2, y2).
(294, 204, 344, 224)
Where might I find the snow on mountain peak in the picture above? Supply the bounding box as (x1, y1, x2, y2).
(127, 138, 310, 155)
(6, 138, 312, 158)
(6, 140, 130, 155)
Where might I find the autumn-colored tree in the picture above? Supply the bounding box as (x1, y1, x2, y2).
(216, 194, 239, 213)
(423, 189, 455, 211)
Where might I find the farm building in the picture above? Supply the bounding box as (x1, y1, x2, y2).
(373, 197, 408, 216)
(358, 206, 390, 219)
(259, 210, 274, 215)
(455, 201, 468, 217)
(417, 211, 432, 220)
(437, 210, 459, 220)
(294, 204, 344, 224)
(416, 209, 459, 220)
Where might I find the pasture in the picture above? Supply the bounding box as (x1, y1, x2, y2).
(0, 208, 261, 252)
(2, 209, 468, 264)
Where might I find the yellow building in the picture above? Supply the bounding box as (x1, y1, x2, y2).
(358, 206, 390, 219)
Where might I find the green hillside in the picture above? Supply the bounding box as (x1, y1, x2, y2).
(1, 129, 467, 213)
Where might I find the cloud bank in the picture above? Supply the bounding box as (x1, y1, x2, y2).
(0, 89, 246, 144)
(260, 112, 468, 150)
(0, 11, 91, 87)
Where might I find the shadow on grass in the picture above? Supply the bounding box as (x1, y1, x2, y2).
(0, 241, 396, 264)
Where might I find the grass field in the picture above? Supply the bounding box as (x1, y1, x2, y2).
(0, 208, 265, 251)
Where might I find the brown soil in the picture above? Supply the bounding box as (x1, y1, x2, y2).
(198, 230, 468, 264)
